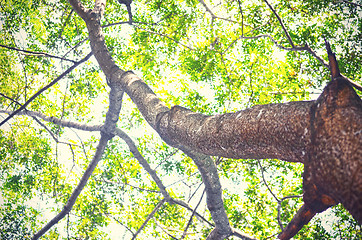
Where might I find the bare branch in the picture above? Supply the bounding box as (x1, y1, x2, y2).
(0, 52, 93, 127)
(342, 0, 362, 7)
(0, 44, 77, 63)
(114, 128, 171, 200)
(180, 190, 206, 239)
(132, 198, 166, 240)
(263, 0, 295, 47)
(31, 132, 112, 240)
(257, 160, 278, 202)
(0, 109, 101, 131)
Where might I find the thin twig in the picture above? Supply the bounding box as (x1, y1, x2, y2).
(197, 0, 241, 24)
(132, 198, 166, 240)
(154, 221, 179, 239)
(263, 0, 295, 47)
(342, 0, 362, 7)
(172, 198, 214, 227)
(257, 160, 302, 231)
(0, 52, 93, 127)
(0, 44, 76, 63)
(236, 0, 244, 36)
(105, 213, 135, 236)
(180, 190, 206, 239)
(257, 160, 278, 202)
(231, 228, 257, 240)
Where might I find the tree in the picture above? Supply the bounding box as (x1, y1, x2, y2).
(0, 0, 361, 239)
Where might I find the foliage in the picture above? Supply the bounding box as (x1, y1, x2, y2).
(0, 0, 361, 239)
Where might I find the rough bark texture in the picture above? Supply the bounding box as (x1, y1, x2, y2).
(65, 1, 362, 239)
(278, 204, 316, 240)
(304, 77, 362, 221)
(156, 102, 313, 163)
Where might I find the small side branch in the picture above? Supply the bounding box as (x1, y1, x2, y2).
(263, 0, 295, 48)
(0, 44, 76, 63)
(132, 198, 166, 240)
(180, 190, 206, 239)
(258, 160, 302, 231)
(31, 133, 112, 240)
(114, 128, 170, 200)
(342, 0, 362, 7)
(258, 160, 278, 202)
(0, 109, 101, 131)
(0, 52, 93, 127)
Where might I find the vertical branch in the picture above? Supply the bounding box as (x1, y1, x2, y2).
(184, 149, 232, 240)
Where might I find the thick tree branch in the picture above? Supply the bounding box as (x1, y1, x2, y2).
(68, 3, 362, 240)
(67, 0, 90, 20)
(156, 102, 312, 163)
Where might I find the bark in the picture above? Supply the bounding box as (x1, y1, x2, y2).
(67, 1, 362, 239)
(304, 78, 362, 220)
(156, 102, 312, 163)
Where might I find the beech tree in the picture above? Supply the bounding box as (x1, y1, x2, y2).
(0, 0, 361, 239)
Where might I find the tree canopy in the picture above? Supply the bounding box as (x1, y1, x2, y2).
(0, 0, 361, 239)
